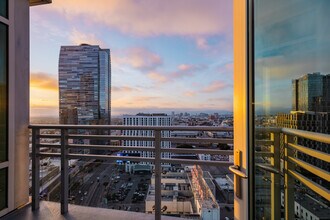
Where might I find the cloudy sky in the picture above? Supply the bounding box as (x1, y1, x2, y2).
(29, 0, 233, 117)
(253, 0, 330, 115)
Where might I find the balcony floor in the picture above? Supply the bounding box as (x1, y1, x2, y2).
(3, 201, 184, 220)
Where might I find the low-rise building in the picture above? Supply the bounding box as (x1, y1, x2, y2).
(146, 170, 220, 220)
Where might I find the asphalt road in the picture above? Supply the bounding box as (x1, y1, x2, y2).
(68, 160, 151, 213)
(70, 161, 116, 207)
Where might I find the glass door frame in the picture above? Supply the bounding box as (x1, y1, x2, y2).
(233, 0, 250, 219)
(247, 0, 255, 219)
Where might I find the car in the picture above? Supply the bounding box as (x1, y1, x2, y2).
(84, 191, 88, 196)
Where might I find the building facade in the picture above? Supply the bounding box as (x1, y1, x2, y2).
(279, 74, 330, 182)
(277, 111, 329, 181)
(59, 44, 111, 125)
(280, 73, 330, 187)
(122, 113, 171, 172)
(145, 172, 194, 216)
(292, 72, 330, 112)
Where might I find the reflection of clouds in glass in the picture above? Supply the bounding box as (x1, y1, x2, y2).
(254, 0, 330, 114)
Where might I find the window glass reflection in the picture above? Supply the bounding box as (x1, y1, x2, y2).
(254, 0, 330, 219)
(0, 22, 7, 163)
(0, 0, 8, 19)
(0, 168, 8, 211)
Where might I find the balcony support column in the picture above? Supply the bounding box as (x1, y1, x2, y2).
(60, 129, 69, 214)
(154, 130, 162, 220)
(284, 134, 295, 220)
(270, 132, 281, 220)
(32, 128, 40, 211)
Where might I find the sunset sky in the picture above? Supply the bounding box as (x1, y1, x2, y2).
(30, 0, 233, 117)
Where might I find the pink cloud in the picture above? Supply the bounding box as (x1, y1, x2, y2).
(194, 36, 233, 56)
(114, 47, 162, 71)
(112, 86, 140, 93)
(196, 37, 210, 50)
(201, 81, 231, 93)
(42, 0, 232, 37)
(171, 64, 205, 78)
(184, 91, 197, 97)
(147, 71, 169, 83)
(69, 28, 105, 47)
(134, 96, 161, 102)
(217, 62, 233, 75)
(178, 64, 193, 71)
(146, 64, 207, 84)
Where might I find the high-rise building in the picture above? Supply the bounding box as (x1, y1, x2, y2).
(122, 113, 172, 173)
(278, 72, 330, 188)
(292, 72, 330, 112)
(277, 112, 329, 172)
(59, 44, 111, 125)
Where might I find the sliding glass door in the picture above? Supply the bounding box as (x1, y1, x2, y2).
(252, 0, 330, 219)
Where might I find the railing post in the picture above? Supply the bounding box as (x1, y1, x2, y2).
(61, 129, 69, 214)
(32, 128, 40, 211)
(154, 130, 162, 220)
(284, 134, 295, 220)
(270, 132, 281, 220)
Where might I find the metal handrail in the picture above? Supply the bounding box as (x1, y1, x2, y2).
(256, 164, 280, 174)
(30, 125, 234, 220)
(30, 125, 330, 219)
(287, 142, 330, 163)
(29, 124, 233, 131)
(282, 127, 330, 144)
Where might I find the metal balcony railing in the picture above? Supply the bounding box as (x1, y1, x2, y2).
(29, 125, 234, 220)
(255, 127, 330, 220)
(29, 125, 329, 220)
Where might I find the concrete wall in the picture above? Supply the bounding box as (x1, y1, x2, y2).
(11, 0, 30, 209)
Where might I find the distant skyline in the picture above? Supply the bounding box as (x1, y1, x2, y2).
(30, 0, 233, 117)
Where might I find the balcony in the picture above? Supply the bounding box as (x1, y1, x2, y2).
(2, 200, 183, 220)
(28, 125, 233, 220)
(14, 125, 329, 220)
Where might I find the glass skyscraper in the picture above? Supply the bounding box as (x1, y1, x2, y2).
(59, 44, 111, 125)
(292, 72, 328, 112)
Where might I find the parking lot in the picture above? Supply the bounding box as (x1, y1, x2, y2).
(64, 160, 152, 213)
(106, 171, 152, 212)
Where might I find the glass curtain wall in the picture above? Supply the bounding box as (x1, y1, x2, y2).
(252, 0, 330, 219)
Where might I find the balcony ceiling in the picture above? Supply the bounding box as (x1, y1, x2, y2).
(29, 0, 52, 6)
